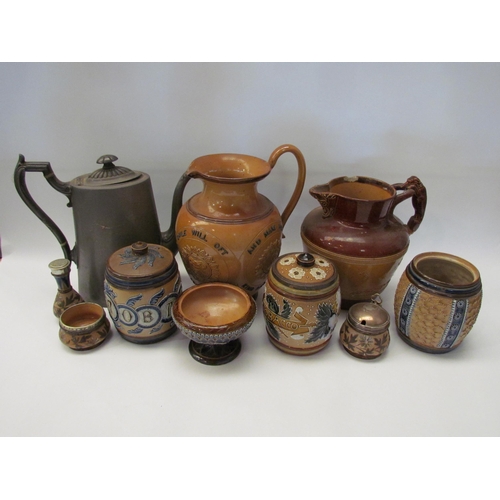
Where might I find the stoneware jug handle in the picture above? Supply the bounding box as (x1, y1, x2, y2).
(162, 172, 191, 254)
(14, 154, 73, 260)
(391, 176, 427, 234)
(268, 144, 307, 227)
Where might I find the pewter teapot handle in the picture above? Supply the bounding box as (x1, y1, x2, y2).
(268, 144, 307, 228)
(14, 154, 73, 261)
(391, 176, 427, 234)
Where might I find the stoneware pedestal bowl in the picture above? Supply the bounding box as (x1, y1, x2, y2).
(59, 302, 110, 351)
(173, 282, 256, 365)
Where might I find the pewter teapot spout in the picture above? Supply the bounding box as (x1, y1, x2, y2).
(14, 154, 167, 306)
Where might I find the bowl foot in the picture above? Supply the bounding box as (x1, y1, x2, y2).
(189, 339, 241, 365)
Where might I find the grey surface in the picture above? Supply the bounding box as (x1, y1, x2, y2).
(1, 62, 498, 436)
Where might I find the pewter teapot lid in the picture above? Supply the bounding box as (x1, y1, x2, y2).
(75, 155, 141, 186)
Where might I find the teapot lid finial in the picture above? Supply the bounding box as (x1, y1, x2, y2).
(83, 155, 141, 185)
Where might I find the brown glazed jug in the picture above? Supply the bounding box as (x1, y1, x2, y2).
(165, 145, 306, 295)
(301, 175, 426, 309)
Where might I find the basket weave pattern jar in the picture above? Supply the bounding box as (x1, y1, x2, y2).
(394, 252, 482, 353)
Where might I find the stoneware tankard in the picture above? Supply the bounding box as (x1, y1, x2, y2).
(164, 144, 306, 295)
(14, 154, 168, 306)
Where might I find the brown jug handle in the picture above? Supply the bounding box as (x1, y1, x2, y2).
(161, 172, 191, 255)
(391, 176, 427, 234)
(268, 144, 307, 227)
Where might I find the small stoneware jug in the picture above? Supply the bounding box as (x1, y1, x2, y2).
(394, 252, 482, 353)
(15, 154, 166, 306)
(301, 175, 426, 309)
(263, 252, 341, 355)
(104, 241, 182, 344)
(163, 145, 306, 295)
(339, 295, 390, 359)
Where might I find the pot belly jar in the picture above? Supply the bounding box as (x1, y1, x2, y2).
(104, 241, 182, 344)
(263, 252, 341, 355)
(394, 252, 482, 353)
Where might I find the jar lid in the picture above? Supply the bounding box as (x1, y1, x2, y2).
(346, 295, 390, 334)
(270, 252, 338, 294)
(105, 241, 177, 289)
(74, 155, 141, 187)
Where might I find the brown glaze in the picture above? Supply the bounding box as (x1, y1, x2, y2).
(301, 175, 426, 308)
(172, 145, 306, 295)
(59, 302, 110, 351)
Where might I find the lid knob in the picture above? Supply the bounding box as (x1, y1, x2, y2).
(131, 241, 148, 255)
(97, 154, 119, 169)
(296, 253, 315, 267)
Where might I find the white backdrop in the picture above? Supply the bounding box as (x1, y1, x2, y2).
(1, 62, 499, 437)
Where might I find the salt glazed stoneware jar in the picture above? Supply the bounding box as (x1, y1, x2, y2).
(263, 252, 341, 355)
(394, 252, 482, 354)
(301, 175, 427, 309)
(163, 144, 306, 297)
(104, 241, 182, 344)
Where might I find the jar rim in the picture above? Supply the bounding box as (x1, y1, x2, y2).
(408, 252, 481, 297)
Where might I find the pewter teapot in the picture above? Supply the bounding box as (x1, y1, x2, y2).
(14, 154, 174, 306)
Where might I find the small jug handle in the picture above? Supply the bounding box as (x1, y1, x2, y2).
(391, 176, 427, 234)
(14, 154, 73, 261)
(268, 144, 307, 227)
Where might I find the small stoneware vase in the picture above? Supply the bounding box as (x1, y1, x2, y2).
(394, 252, 482, 353)
(104, 241, 182, 344)
(173, 282, 256, 365)
(263, 252, 341, 355)
(49, 258, 84, 317)
(301, 175, 427, 309)
(59, 302, 110, 351)
(339, 295, 390, 359)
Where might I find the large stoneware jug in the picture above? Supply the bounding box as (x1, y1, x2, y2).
(301, 175, 426, 309)
(165, 144, 306, 295)
(14, 154, 166, 306)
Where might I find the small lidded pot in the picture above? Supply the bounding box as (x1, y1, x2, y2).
(104, 241, 182, 344)
(339, 295, 390, 359)
(263, 252, 341, 355)
(394, 252, 482, 353)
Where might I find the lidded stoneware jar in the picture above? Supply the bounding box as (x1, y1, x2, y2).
(339, 295, 390, 359)
(263, 252, 341, 355)
(104, 241, 182, 344)
(394, 252, 482, 353)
